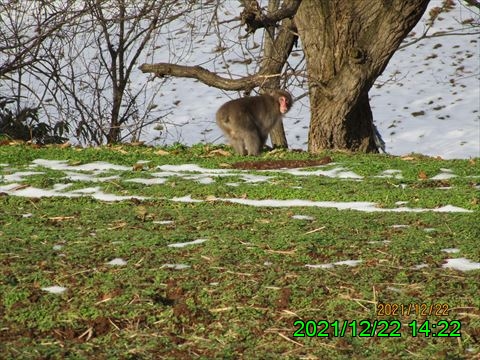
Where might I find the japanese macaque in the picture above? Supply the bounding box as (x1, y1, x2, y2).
(216, 90, 293, 156)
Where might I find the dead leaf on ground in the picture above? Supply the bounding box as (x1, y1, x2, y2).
(132, 163, 144, 171)
(108, 221, 127, 230)
(208, 149, 232, 157)
(48, 216, 75, 222)
(418, 171, 428, 180)
(135, 206, 148, 221)
(155, 149, 170, 155)
(205, 195, 217, 202)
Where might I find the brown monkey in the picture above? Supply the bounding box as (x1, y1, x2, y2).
(216, 90, 293, 156)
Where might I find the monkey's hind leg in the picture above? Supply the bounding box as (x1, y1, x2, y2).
(230, 138, 247, 156)
(244, 132, 263, 156)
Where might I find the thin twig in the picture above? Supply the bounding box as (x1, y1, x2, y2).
(276, 332, 304, 347)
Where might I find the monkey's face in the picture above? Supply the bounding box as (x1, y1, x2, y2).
(279, 95, 291, 114)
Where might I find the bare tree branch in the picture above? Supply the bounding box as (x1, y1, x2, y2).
(240, 0, 302, 33)
(139, 63, 272, 91)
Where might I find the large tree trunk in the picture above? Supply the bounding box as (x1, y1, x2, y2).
(295, 0, 430, 153)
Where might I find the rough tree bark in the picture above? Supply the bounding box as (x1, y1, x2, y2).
(295, 0, 430, 152)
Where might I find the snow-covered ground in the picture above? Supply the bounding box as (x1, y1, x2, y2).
(146, 0, 479, 159)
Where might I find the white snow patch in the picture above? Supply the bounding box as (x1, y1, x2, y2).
(126, 177, 168, 185)
(376, 169, 403, 179)
(153, 220, 174, 225)
(413, 264, 429, 270)
(191, 176, 215, 184)
(162, 263, 190, 270)
(157, 164, 230, 173)
(213, 197, 473, 213)
(431, 170, 457, 180)
(0, 183, 80, 198)
(2, 171, 44, 182)
(31, 159, 130, 172)
(443, 258, 480, 271)
(171, 195, 203, 203)
(291, 215, 315, 220)
(75, 162, 129, 171)
(53, 183, 73, 191)
(283, 166, 363, 179)
(441, 248, 460, 254)
(127, 166, 272, 185)
(42, 286, 67, 294)
(70, 187, 147, 202)
(63, 171, 119, 182)
(226, 182, 240, 187)
(238, 174, 271, 183)
(167, 238, 207, 248)
(219, 198, 379, 211)
(433, 205, 471, 213)
(108, 258, 127, 266)
(70, 187, 98, 194)
(368, 240, 391, 245)
(387, 287, 403, 293)
(306, 260, 362, 269)
(30, 159, 70, 170)
(149, 171, 181, 178)
(0, 182, 147, 201)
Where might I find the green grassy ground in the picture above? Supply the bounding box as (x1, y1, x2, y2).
(0, 144, 479, 359)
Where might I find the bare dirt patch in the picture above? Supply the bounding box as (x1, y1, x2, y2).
(232, 156, 332, 170)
